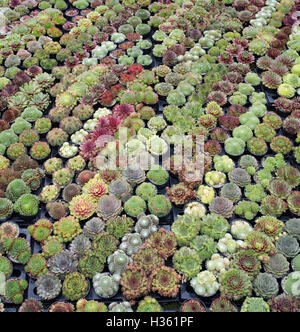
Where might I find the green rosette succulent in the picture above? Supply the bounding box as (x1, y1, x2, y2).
(172, 246, 202, 280)
(137, 297, 162, 312)
(220, 269, 252, 301)
(62, 272, 89, 301)
(241, 297, 270, 312)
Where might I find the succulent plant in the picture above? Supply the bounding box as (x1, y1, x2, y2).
(245, 231, 277, 262)
(4, 279, 28, 304)
(276, 235, 299, 259)
(253, 273, 279, 299)
(292, 255, 300, 272)
(83, 217, 105, 240)
(53, 216, 82, 243)
(18, 299, 43, 313)
(75, 296, 108, 312)
(92, 232, 119, 259)
(42, 237, 64, 259)
(209, 297, 237, 313)
(5, 179, 30, 202)
(108, 301, 133, 312)
(254, 216, 285, 240)
(69, 234, 91, 258)
(231, 250, 261, 280)
(228, 168, 251, 187)
(137, 296, 162, 312)
(48, 250, 78, 278)
(269, 294, 300, 312)
(120, 264, 150, 301)
(69, 194, 96, 221)
(150, 266, 180, 298)
(288, 192, 300, 216)
(209, 197, 234, 219)
(62, 272, 89, 301)
(124, 195, 147, 218)
(132, 244, 165, 276)
(96, 195, 123, 221)
(0, 256, 12, 279)
(277, 165, 300, 188)
(220, 183, 242, 202)
(123, 165, 146, 186)
(78, 250, 105, 279)
(39, 186, 60, 204)
(260, 195, 288, 217)
(27, 219, 53, 243)
(36, 273, 62, 300)
(241, 297, 270, 313)
(108, 178, 132, 202)
(173, 246, 202, 280)
(82, 176, 108, 202)
(106, 216, 134, 240)
(286, 219, 300, 240)
(171, 215, 201, 247)
(48, 302, 75, 313)
(148, 195, 172, 218)
(107, 250, 132, 276)
(25, 254, 48, 279)
(4, 237, 31, 265)
(190, 235, 218, 261)
(191, 270, 219, 297)
(119, 233, 143, 257)
(201, 214, 230, 240)
(220, 268, 252, 301)
(46, 201, 68, 220)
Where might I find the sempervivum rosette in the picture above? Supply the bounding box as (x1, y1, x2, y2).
(209, 197, 234, 219)
(288, 192, 300, 216)
(48, 250, 78, 278)
(36, 273, 62, 301)
(69, 195, 96, 221)
(120, 264, 151, 301)
(219, 269, 252, 301)
(253, 273, 279, 300)
(245, 231, 277, 263)
(96, 195, 123, 221)
(122, 165, 146, 186)
(228, 168, 251, 188)
(109, 178, 132, 202)
(82, 177, 108, 202)
(150, 266, 181, 298)
(268, 178, 292, 199)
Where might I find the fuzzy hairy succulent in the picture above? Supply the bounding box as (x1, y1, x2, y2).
(93, 273, 120, 299)
(119, 233, 143, 257)
(108, 250, 132, 275)
(134, 214, 159, 240)
(150, 266, 181, 298)
(36, 273, 62, 300)
(220, 268, 252, 301)
(120, 264, 150, 301)
(253, 273, 279, 299)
